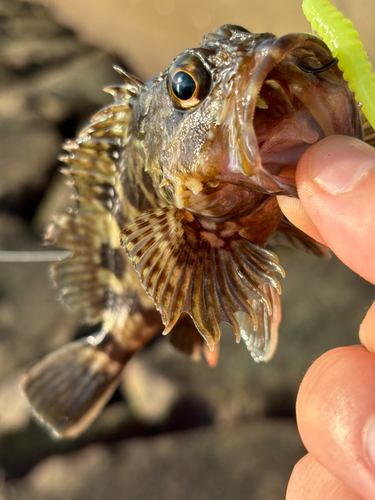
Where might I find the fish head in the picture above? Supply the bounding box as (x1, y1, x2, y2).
(131, 24, 362, 220)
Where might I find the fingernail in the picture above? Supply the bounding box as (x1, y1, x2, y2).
(308, 136, 375, 194)
(364, 415, 375, 467)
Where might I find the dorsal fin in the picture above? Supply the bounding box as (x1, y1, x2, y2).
(46, 67, 143, 325)
(113, 65, 144, 89)
(58, 65, 142, 225)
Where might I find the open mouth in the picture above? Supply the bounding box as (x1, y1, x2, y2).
(240, 33, 363, 196)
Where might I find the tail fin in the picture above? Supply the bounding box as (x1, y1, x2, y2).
(21, 331, 130, 438)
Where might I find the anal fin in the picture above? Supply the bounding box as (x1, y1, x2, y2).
(21, 331, 130, 438)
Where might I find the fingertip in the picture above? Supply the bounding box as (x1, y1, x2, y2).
(277, 195, 326, 245)
(360, 302, 375, 354)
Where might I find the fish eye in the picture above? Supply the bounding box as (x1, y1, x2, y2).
(168, 54, 211, 110)
(171, 71, 196, 101)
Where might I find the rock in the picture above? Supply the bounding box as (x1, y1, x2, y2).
(0, 401, 135, 481)
(0, 471, 4, 500)
(2, 11, 65, 40)
(0, 37, 85, 71)
(6, 420, 305, 500)
(122, 358, 179, 426)
(0, 0, 19, 17)
(0, 118, 61, 199)
(0, 0, 122, 203)
(123, 338, 266, 427)
(28, 51, 121, 121)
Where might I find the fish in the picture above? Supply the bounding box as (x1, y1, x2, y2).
(21, 24, 364, 438)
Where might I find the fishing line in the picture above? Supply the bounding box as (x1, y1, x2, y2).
(0, 250, 72, 262)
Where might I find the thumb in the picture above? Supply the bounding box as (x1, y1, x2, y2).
(278, 135, 375, 285)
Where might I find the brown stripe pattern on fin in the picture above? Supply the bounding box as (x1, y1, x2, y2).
(21, 332, 130, 438)
(120, 206, 284, 350)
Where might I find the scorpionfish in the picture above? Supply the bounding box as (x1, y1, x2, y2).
(22, 25, 368, 438)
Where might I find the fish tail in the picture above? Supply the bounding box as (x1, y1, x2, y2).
(21, 330, 131, 438)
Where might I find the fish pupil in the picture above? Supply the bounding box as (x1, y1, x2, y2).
(172, 71, 196, 100)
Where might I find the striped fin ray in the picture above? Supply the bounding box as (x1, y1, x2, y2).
(120, 206, 284, 350)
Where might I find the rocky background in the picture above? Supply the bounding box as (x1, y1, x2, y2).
(0, 0, 374, 499)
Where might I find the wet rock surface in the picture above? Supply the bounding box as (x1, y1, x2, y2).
(0, 0, 374, 499)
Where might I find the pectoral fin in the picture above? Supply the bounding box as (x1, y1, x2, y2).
(120, 206, 284, 350)
(236, 282, 281, 362)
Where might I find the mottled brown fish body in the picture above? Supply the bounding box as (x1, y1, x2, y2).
(22, 24, 364, 438)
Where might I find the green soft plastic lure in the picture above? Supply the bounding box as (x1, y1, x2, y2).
(302, 0, 375, 129)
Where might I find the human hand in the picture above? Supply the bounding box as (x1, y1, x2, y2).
(277, 135, 375, 500)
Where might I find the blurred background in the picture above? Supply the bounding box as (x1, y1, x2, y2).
(0, 0, 374, 498)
